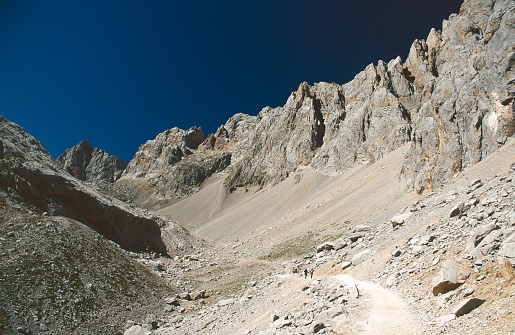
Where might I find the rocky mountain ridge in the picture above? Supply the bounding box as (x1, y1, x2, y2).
(77, 0, 514, 206)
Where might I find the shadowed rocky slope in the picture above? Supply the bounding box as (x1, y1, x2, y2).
(0, 202, 176, 335)
(0, 118, 201, 334)
(0, 116, 196, 255)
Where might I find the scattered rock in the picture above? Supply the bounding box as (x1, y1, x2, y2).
(165, 297, 181, 306)
(508, 212, 515, 226)
(499, 232, 515, 266)
(333, 238, 348, 250)
(270, 317, 292, 329)
(351, 249, 373, 265)
(124, 325, 152, 335)
(471, 228, 509, 258)
(217, 298, 235, 307)
(312, 322, 325, 333)
(179, 292, 192, 301)
(431, 262, 468, 296)
(340, 261, 352, 270)
(466, 179, 483, 193)
(390, 213, 412, 229)
(462, 285, 477, 297)
(385, 273, 399, 287)
(391, 248, 402, 257)
(471, 223, 500, 248)
(419, 234, 436, 246)
(453, 298, 485, 317)
(126, 320, 137, 329)
(352, 225, 371, 233)
(349, 233, 365, 243)
(316, 242, 334, 253)
(436, 314, 456, 326)
(449, 202, 470, 218)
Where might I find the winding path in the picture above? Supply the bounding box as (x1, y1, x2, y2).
(333, 275, 421, 335)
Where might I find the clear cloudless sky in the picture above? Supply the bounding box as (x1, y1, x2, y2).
(0, 0, 463, 162)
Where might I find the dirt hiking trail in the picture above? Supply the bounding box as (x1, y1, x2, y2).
(333, 275, 421, 335)
(273, 273, 421, 335)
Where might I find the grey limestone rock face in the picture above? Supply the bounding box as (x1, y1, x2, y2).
(399, 0, 515, 193)
(224, 82, 329, 188)
(148, 152, 231, 199)
(57, 140, 128, 183)
(311, 61, 414, 176)
(224, 73, 414, 190)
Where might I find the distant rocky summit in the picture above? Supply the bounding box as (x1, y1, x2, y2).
(123, 127, 207, 180)
(57, 140, 127, 183)
(118, 127, 231, 203)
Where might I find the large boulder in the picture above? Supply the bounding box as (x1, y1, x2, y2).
(431, 261, 469, 296)
(469, 228, 513, 259)
(316, 241, 335, 253)
(499, 232, 515, 266)
(352, 249, 374, 266)
(390, 212, 412, 229)
(453, 297, 485, 317)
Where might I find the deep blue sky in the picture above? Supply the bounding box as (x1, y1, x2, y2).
(1, 0, 463, 162)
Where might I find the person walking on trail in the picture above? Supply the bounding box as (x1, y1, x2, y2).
(309, 268, 314, 279)
(304, 269, 308, 279)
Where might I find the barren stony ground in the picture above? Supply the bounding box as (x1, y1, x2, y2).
(119, 139, 515, 334)
(0, 196, 176, 335)
(2, 139, 513, 335)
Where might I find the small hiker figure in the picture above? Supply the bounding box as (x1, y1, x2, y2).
(304, 268, 308, 279)
(309, 268, 314, 279)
